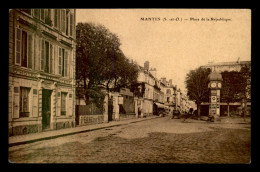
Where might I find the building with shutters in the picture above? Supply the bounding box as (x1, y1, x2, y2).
(8, 9, 76, 136)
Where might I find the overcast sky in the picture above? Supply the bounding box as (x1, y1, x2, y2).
(76, 9, 251, 94)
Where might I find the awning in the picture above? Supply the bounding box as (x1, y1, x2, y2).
(154, 102, 168, 109)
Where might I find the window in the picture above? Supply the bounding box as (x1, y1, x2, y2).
(50, 44, 53, 74)
(61, 92, 67, 115)
(28, 34, 33, 69)
(45, 9, 52, 26)
(40, 9, 45, 21)
(33, 9, 40, 19)
(61, 9, 66, 33)
(66, 10, 69, 35)
(64, 51, 68, 76)
(70, 13, 73, 36)
(54, 9, 60, 29)
(15, 28, 21, 65)
(58, 48, 62, 75)
(20, 87, 30, 118)
(166, 89, 171, 94)
(21, 31, 28, 67)
(40, 40, 54, 73)
(58, 47, 69, 77)
(15, 28, 33, 69)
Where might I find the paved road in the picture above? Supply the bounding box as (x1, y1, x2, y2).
(8, 115, 251, 164)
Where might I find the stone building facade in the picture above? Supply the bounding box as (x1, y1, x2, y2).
(160, 78, 177, 109)
(137, 67, 154, 116)
(9, 9, 76, 136)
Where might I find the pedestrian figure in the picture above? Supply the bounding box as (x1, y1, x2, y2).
(182, 108, 193, 122)
(172, 108, 180, 119)
(207, 114, 215, 122)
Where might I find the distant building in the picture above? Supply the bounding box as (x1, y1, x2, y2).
(200, 60, 250, 73)
(9, 9, 76, 136)
(160, 78, 177, 109)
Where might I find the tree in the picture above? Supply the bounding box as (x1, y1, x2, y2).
(185, 67, 211, 119)
(76, 22, 139, 107)
(221, 71, 247, 116)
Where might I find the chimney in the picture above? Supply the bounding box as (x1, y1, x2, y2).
(144, 61, 149, 71)
(169, 79, 172, 86)
(161, 77, 166, 85)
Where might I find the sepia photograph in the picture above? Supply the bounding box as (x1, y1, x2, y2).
(8, 8, 251, 164)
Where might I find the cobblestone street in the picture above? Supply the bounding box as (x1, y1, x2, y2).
(9, 115, 251, 164)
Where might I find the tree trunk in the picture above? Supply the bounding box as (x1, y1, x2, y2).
(197, 103, 201, 120)
(198, 104, 201, 120)
(227, 103, 230, 117)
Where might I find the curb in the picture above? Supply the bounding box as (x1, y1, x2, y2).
(9, 116, 159, 147)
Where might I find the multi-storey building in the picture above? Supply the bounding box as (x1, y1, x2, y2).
(137, 63, 155, 116)
(9, 9, 76, 136)
(160, 78, 176, 109)
(200, 60, 250, 73)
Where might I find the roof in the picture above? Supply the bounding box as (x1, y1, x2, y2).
(208, 71, 223, 81)
(201, 61, 251, 68)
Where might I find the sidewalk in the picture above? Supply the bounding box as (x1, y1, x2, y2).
(8, 115, 160, 147)
(197, 116, 251, 124)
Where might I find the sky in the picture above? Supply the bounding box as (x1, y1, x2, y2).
(76, 9, 251, 94)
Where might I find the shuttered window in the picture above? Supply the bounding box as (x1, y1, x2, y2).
(33, 9, 40, 19)
(61, 9, 66, 33)
(40, 9, 45, 21)
(15, 28, 33, 68)
(70, 13, 73, 36)
(59, 47, 69, 77)
(58, 47, 62, 75)
(21, 31, 28, 68)
(50, 44, 53, 74)
(54, 9, 59, 28)
(15, 28, 21, 65)
(41, 39, 45, 71)
(41, 40, 54, 73)
(20, 87, 30, 118)
(61, 92, 67, 116)
(28, 33, 33, 69)
(64, 51, 68, 76)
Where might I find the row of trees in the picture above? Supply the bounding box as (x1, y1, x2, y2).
(185, 65, 250, 118)
(76, 23, 139, 108)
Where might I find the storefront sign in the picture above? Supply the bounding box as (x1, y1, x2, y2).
(211, 90, 217, 96)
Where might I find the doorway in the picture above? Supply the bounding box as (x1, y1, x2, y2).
(108, 96, 113, 121)
(42, 89, 52, 130)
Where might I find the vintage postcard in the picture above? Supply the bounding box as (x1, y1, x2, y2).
(8, 9, 251, 164)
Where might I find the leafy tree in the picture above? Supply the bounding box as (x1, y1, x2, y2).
(185, 67, 211, 118)
(240, 65, 251, 100)
(220, 71, 247, 116)
(76, 22, 138, 107)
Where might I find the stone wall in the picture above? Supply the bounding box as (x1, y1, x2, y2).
(119, 113, 136, 120)
(10, 124, 39, 136)
(79, 115, 104, 125)
(56, 121, 75, 130)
